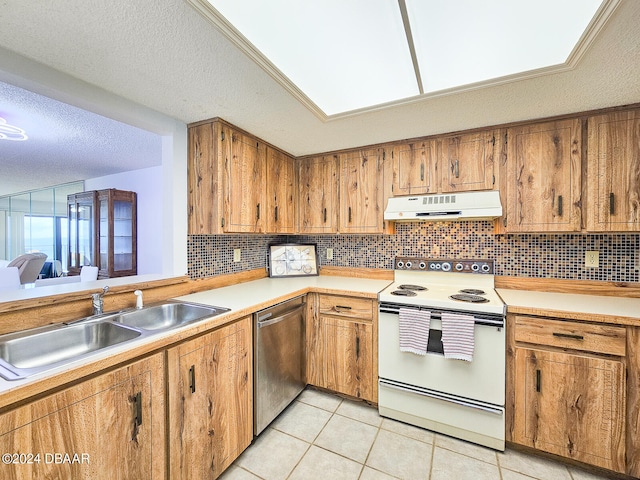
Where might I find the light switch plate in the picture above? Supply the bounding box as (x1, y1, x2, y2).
(233, 249, 241, 262)
(585, 251, 599, 268)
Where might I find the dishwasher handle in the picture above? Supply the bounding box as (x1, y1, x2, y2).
(257, 304, 305, 328)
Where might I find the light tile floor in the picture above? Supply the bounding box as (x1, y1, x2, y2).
(220, 388, 616, 480)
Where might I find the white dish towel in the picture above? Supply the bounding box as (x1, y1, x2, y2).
(441, 312, 475, 362)
(399, 308, 431, 355)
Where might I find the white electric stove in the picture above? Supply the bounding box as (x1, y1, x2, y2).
(378, 257, 507, 450)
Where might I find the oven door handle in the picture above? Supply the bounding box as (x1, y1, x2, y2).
(379, 379, 504, 416)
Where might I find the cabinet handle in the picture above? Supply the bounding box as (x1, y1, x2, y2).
(557, 195, 563, 216)
(552, 332, 584, 341)
(189, 365, 196, 394)
(356, 335, 360, 358)
(335, 305, 352, 311)
(610, 192, 615, 215)
(454, 160, 459, 178)
(274, 206, 278, 222)
(256, 203, 261, 220)
(134, 391, 143, 426)
(420, 163, 425, 181)
(348, 207, 352, 223)
(323, 208, 327, 223)
(535, 369, 541, 393)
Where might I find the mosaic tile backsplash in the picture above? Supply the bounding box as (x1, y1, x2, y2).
(188, 222, 640, 283)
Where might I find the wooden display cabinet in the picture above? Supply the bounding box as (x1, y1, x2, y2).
(68, 188, 137, 278)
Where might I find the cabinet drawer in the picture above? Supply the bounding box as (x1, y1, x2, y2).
(514, 315, 626, 356)
(319, 295, 374, 320)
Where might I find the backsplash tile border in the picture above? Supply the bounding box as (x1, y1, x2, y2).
(188, 222, 640, 283)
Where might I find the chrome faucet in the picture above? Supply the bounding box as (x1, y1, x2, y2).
(92, 286, 109, 315)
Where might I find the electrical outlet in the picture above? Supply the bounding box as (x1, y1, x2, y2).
(233, 248, 241, 262)
(326, 248, 333, 260)
(585, 251, 599, 268)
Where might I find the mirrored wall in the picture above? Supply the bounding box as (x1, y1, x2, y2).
(0, 182, 83, 274)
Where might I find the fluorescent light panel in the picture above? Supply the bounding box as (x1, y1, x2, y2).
(207, 0, 419, 115)
(405, 0, 603, 93)
(204, 0, 606, 115)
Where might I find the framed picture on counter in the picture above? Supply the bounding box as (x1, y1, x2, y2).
(268, 243, 318, 278)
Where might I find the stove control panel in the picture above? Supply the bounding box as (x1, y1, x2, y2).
(394, 257, 494, 274)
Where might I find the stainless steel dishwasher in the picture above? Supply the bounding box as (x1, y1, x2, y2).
(254, 295, 306, 435)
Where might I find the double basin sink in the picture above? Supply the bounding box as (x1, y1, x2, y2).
(0, 302, 229, 381)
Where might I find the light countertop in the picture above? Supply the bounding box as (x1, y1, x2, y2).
(174, 275, 391, 312)
(497, 288, 640, 326)
(0, 275, 391, 403)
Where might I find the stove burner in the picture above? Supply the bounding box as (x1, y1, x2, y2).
(449, 294, 490, 303)
(459, 289, 486, 295)
(398, 284, 427, 291)
(390, 290, 418, 297)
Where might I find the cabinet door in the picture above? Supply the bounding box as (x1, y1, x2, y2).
(339, 149, 383, 233)
(167, 317, 252, 480)
(265, 148, 296, 233)
(67, 191, 98, 275)
(505, 119, 582, 232)
(440, 131, 497, 192)
(222, 128, 265, 233)
(513, 348, 625, 473)
(0, 354, 165, 480)
(188, 122, 221, 234)
(587, 110, 640, 231)
(392, 141, 437, 195)
(322, 317, 374, 402)
(298, 156, 339, 234)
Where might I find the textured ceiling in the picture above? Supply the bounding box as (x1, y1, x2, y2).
(0, 0, 639, 196)
(0, 81, 162, 196)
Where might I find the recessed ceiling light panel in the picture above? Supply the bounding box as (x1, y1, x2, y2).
(204, 0, 420, 115)
(403, 0, 603, 93)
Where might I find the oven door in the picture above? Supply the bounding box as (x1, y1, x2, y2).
(378, 302, 505, 406)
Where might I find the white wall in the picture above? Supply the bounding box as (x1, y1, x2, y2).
(85, 166, 163, 275)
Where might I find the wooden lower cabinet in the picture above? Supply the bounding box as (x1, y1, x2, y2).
(513, 348, 626, 472)
(508, 314, 630, 474)
(307, 293, 377, 403)
(167, 316, 253, 480)
(0, 353, 165, 480)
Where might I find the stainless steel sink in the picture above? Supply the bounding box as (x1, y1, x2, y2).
(111, 302, 229, 331)
(0, 301, 230, 381)
(0, 321, 141, 380)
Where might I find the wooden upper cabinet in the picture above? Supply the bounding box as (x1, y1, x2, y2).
(265, 147, 296, 233)
(505, 119, 582, 232)
(339, 149, 384, 233)
(587, 110, 640, 232)
(188, 122, 221, 234)
(222, 127, 266, 233)
(298, 155, 339, 234)
(440, 130, 497, 192)
(391, 141, 438, 195)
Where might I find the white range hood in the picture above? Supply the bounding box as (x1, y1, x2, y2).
(384, 190, 502, 222)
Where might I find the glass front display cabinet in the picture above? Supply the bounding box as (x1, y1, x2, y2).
(68, 189, 137, 278)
